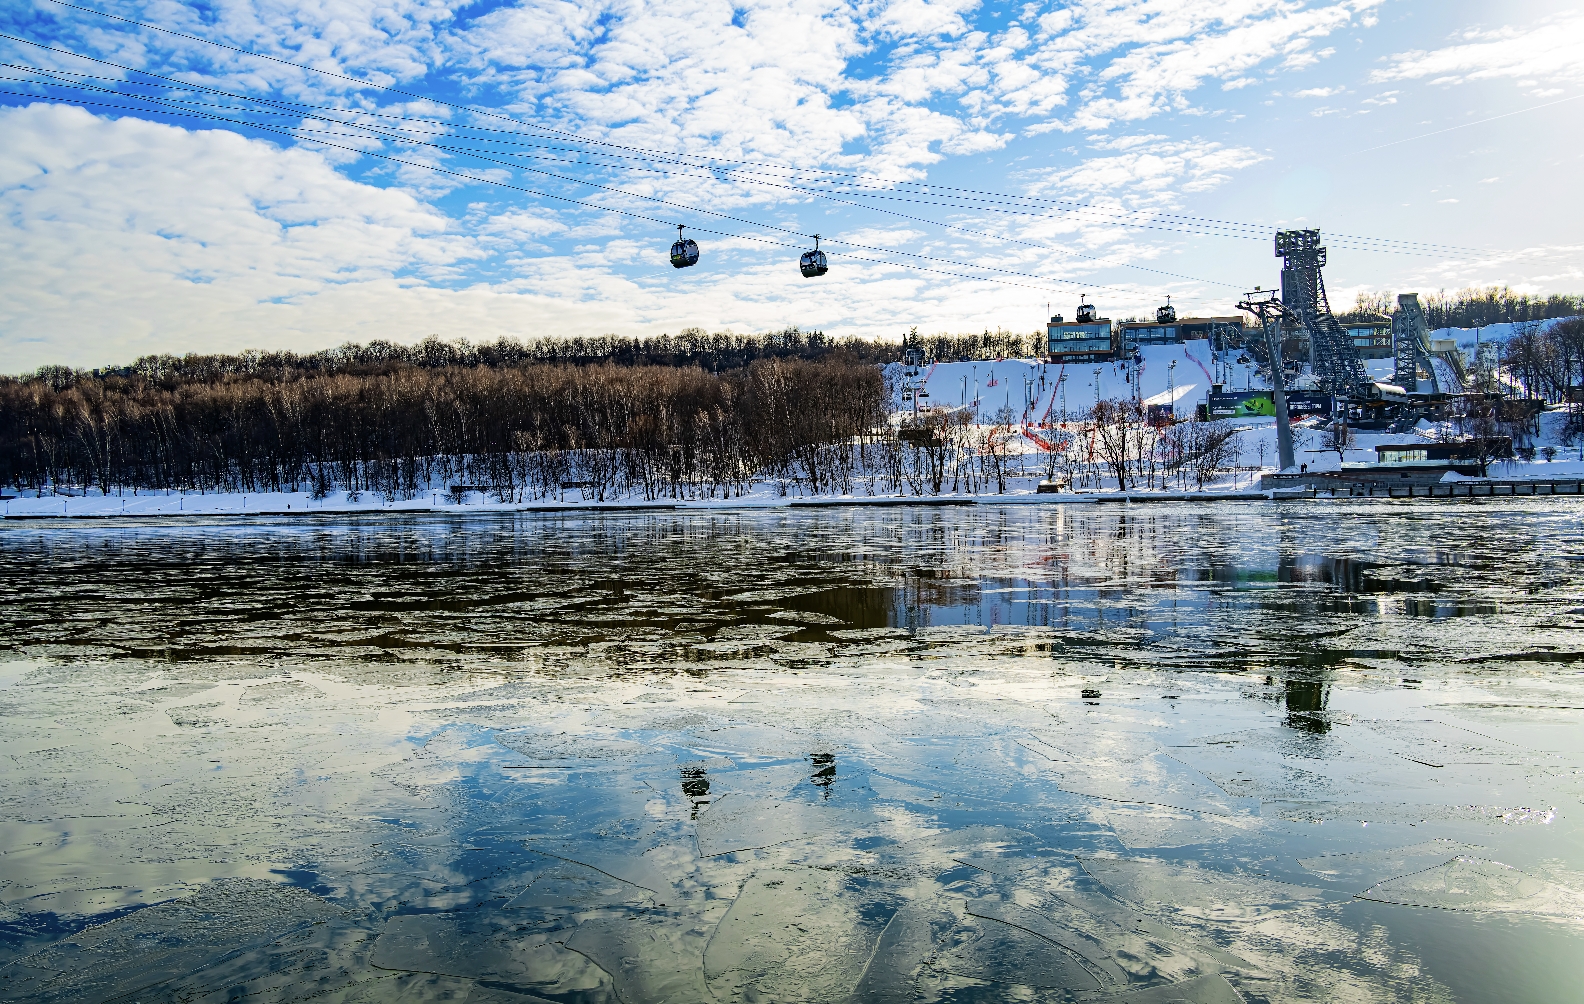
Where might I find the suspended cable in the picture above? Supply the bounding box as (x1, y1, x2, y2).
(5, 56, 1480, 300)
(1, 64, 1267, 284)
(3, 63, 1229, 299)
(12, 55, 1468, 257)
(19, 4, 1491, 255)
(0, 51, 1286, 287)
(5, 88, 1177, 301)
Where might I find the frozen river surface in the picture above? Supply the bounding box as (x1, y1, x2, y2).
(1, 502, 1581, 1003)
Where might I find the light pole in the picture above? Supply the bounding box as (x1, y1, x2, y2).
(1167, 360, 1177, 419)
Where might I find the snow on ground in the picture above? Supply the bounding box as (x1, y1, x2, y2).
(889, 340, 1264, 423)
(11, 440, 1584, 519)
(1432, 316, 1579, 354)
(1363, 356, 1397, 382)
(12, 337, 1584, 519)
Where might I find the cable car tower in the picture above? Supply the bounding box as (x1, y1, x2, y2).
(1275, 229, 1369, 397)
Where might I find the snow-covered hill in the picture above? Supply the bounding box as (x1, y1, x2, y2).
(887, 340, 1265, 422)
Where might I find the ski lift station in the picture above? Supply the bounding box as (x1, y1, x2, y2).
(896, 229, 1532, 435)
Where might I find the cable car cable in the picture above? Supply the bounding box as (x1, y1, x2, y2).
(15, 68, 1498, 317)
(1, 88, 1133, 299)
(8, 57, 1472, 258)
(0, 47, 1483, 262)
(17, 5, 1491, 255)
(5, 65, 1269, 283)
(0, 52, 1320, 274)
(3, 84, 1187, 299)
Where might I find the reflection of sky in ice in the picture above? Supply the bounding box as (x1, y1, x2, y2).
(1, 503, 1583, 1002)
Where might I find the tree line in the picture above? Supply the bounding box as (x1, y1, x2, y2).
(31, 326, 1044, 392)
(1489, 318, 1584, 406)
(1341, 286, 1583, 328)
(0, 355, 889, 499)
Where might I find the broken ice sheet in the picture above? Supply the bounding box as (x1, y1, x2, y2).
(565, 914, 715, 1004)
(930, 912, 1106, 992)
(704, 867, 899, 1001)
(517, 846, 677, 900)
(371, 912, 612, 995)
(1170, 727, 1379, 803)
(1298, 839, 1484, 888)
(1102, 973, 1248, 1003)
(692, 791, 878, 856)
(1056, 751, 1243, 816)
(494, 728, 666, 766)
(505, 862, 655, 913)
(1103, 808, 1265, 850)
(0, 879, 342, 1004)
(1342, 718, 1538, 768)
(1080, 858, 1322, 925)
(1358, 856, 1584, 921)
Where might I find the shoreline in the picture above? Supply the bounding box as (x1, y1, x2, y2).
(6, 480, 1582, 521)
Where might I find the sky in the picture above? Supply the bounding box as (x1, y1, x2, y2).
(1, 0, 1581, 372)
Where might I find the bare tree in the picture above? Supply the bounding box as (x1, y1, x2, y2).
(1322, 421, 1354, 464)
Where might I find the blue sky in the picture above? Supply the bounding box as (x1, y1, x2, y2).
(1, 0, 1580, 370)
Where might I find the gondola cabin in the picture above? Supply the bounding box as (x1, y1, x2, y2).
(670, 225, 700, 269)
(799, 235, 829, 278)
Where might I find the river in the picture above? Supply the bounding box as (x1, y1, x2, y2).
(1, 501, 1580, 1002)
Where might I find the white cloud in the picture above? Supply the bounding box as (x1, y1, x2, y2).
(0, 103, 480, 367)
(0, 103, 1195, 372)
(1026, 138, 1267, 205)
(1371, 11, 1584, 87)
(440, 0, 1389, 171)
(1033, 0, 1379, 130)
(8, 0, 1564, 370)
(2, 0, 1387, 193)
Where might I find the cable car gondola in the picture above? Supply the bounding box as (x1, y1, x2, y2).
(1156, 296, 1177, 324)
(799, 234, 828, 278)
(669, 225, 699, 269)
(1075, 295, 1098, 323)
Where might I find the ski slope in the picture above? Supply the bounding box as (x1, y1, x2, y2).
(888, 340, 1263, 423)
(1432, 316, 1579, 354)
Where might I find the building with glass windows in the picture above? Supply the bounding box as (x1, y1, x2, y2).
(1118, 316, 1247, 348)
(1046, 313, 1115, 362)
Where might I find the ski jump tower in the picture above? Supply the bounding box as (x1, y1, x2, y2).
(1392, 293, 1467, 395)
(1392, 293, 1431, 392)
(1275, 229, 1371, 398)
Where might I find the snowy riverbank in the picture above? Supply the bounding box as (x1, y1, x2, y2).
(10, 465, 1584, 519)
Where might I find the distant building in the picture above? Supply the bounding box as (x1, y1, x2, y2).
(1374, 439, 1511, 475)
(1342, 320, 1393, 359)
(1046, 309, 1115, 362)
(1119, 316, 1246, 347)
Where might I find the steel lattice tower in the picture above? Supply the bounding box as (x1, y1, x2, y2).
(1275, 229, 1371, 397)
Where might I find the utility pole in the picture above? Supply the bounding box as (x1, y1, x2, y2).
(1237, 291, 1297, 472)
